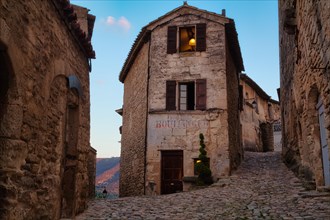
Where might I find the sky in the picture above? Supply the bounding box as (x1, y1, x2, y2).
(71, 0, 279, 158)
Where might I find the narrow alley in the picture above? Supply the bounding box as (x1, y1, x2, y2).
(77, 152, 330, 219)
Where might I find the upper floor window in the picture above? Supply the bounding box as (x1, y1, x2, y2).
(179, 26, 196, 52)
(179, 82, 195, 110)
(166, 79, 206, 111)
(167, 23, 206, 54)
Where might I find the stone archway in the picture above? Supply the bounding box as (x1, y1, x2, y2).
(306, 85, 324, 186)
(0, 42, 20, 138)
(0, 42, 24, 219)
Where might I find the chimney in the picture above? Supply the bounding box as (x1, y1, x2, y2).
(222, 9, 226, 17)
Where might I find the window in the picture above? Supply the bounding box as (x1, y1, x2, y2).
(179, 26, 196, 52)
(255, 96, 259, 114)
(179, 82, 195, 110)
(166, 79, 206, 111)
(167, 23, 206, 54)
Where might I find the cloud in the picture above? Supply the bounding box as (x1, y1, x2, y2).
(118, 17, 131, 31)
(104, 16, 131, 32)
(106, 16, 115, 26)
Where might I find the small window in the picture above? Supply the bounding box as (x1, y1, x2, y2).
(166, 79, 206, 111)
(179, 82, 195, 110)
(255, 97, 259, 114)
(179, 26, 196, 52)
(167, 24, 206, 54)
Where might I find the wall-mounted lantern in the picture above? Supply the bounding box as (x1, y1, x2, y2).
(245, 98, 257, 109)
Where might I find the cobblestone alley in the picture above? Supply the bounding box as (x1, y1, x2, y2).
(76, 152, 330, 220)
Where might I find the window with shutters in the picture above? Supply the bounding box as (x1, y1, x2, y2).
(166, 79, 206, 111)
(179, 82, 195, 110)
(167, 24, 206, 54)
(179, 26, 196, 52)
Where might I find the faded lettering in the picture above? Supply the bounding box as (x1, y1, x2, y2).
(155, 120, 208, 129)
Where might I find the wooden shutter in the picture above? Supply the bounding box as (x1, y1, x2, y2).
(166, 81, 176, 110)
(196, 79, 206, 110)
(196, 23, 206, 52)
(167, 26, 177, 54)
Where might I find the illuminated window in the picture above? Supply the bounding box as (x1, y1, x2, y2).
(167, 24, 206, 54)
(179, 26, 196, 52)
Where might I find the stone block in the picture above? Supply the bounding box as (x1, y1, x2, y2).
(0, 138, 27, 170)
(172, 128, 186, 136)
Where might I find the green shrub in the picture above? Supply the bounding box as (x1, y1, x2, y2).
(194, 133, 213, 185)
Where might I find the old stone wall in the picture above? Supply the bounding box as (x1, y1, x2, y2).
(120, 42, 149, 197)
(239, 79, 280, 152)
(260, 122, 274, 152)
(88, 147, 97, 198)
(0, 1, 95, 219)
(279, 0, 330, 187)
(226, 42, 242, 171)
(145, 12, 236, 195)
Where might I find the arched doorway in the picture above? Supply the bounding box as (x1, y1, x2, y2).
(47, 75, 82, 218)
(307, 86, 328, 186)
(0, 41, 22, 219)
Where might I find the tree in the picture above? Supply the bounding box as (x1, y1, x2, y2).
(194, 133, 213, 185)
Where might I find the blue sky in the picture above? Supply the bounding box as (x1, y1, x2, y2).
(71, 0, 279, 158)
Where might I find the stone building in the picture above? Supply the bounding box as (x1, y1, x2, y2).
(239, 73, 280, 152)
(279, 0, 330, 188)
(0, 0, 96, 219)
(118, 3, 244, 196)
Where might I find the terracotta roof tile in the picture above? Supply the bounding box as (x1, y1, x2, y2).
(53, 0, 95, 59)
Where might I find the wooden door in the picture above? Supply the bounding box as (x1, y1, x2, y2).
(161, 150, 183, 194)
(317, 98, 330, 186)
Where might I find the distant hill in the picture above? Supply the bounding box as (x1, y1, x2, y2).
(95, 157, 120, 198)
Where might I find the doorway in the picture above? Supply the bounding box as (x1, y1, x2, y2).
(161, 150, 183, 194)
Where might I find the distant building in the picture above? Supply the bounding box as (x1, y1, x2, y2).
(279, 0, 330, 187)
(118, 3, 244, 196)
(0, 0, 96, 219)
(239, 74, 281, 152)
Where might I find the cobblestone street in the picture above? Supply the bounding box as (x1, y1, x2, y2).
(76, 152, 330, 220)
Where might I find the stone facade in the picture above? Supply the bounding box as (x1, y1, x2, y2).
(119, 4, 244, 196)
(0, 1, 96, 219)
(239, 74, 281, 152)
(279, 0, 330, 187)
(119, 41, 149, 197)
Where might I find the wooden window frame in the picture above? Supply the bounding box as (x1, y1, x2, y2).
(179, 26, 196, 53)
(166, 79, 207, 111)
(167, 23, 206, 54)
